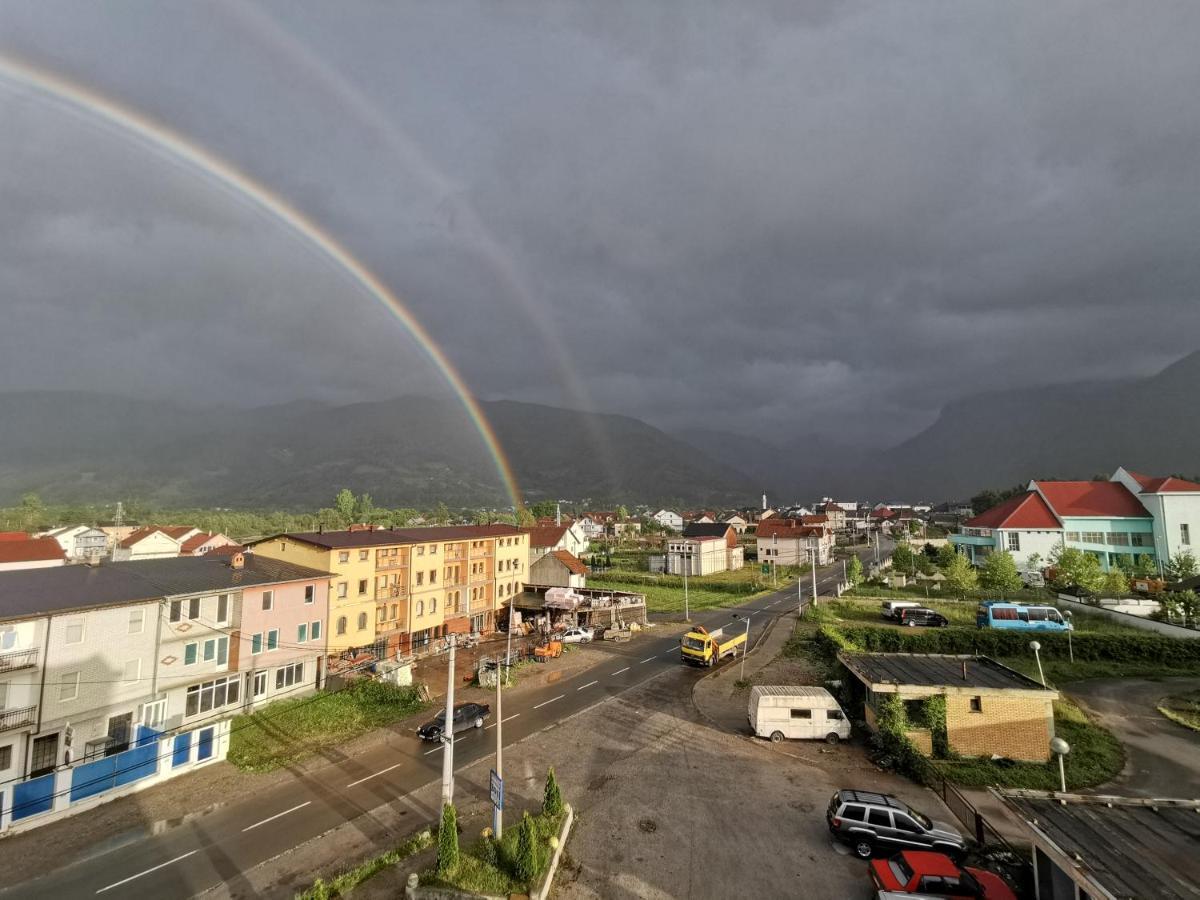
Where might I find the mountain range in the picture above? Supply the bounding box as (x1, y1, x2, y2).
(1, 352, 1198, 508)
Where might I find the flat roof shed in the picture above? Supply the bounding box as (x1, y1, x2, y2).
(838, 652, 1057, 697)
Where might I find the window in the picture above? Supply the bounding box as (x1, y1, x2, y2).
(969, 696, 983, 713)
(216, 594, 229, 624)
(184, 642, 198, 665)
(184, 674, 240, 717)
(203, 639, 217, 662)
(357, 612, 367, 630)
(141, 699, 167, 728)
(1007, 532, 1020, 552)
(169, 600, 182, 623)
(0, 745, 13, 771)
(65, 621, 84, 644)
(253, 671, 267, 698)
(416, 572, 424, 586)
(1131, 533, 1147, 547)
(337, 616, 347, 635)
(251, 633, 263, 654)
(826, 709, 844, 721)
(262, 591, 274, 611)
(430, 545, 437, 555)
(311, 620, 321, 640)
(304, 585, 315, 604)
(893, 814, 923, 833)
(430, 570, 437, 584)
(790, 709, 812, 719)
(1065, 531, 1080, 542)
(1107, 532, 1129, 546)
(298, 623, 308, 643)
(417, 600, 425, 616)
(377, 607, 387, 624)
(1183, 524, 1191, 546)
(128, 608, 145, 634)
(188, 597, 201, 620)
(359, 549, 369, 561)
(337, 582, 348, 599)
(267, 629, 279, 651)
(123, 659, 141, 683)
(339, 551, 350, 563)
(358, 579, 368, 596)
(417, 546, 425, 556)
(275, 661, 304, 690)
(391, 603, 398, 620)
(867, 809, 892, 828)
(59, 671, 80, 701)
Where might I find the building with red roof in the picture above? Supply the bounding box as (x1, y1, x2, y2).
(756, 517, 833, 566)
(0, 537, 67, 572)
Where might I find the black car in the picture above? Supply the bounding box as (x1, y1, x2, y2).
(826, 789, 967, 860)
(417, 702, 491, 741)
(898, 607, 949, 628)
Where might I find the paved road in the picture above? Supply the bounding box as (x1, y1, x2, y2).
(1066, 677, 1200, 799)
(5, 546, 879, 899)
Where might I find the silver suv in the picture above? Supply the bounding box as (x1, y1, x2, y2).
(826, 789, 966, 860)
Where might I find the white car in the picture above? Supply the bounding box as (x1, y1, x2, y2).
(560, 626, 594, 644)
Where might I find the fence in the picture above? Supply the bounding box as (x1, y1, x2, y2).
(0, 720, 231, 834)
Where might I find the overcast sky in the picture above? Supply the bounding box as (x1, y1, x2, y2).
(2, 1, 1199, 448)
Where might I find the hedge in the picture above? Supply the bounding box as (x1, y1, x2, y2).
(815, 624, 1200, 666)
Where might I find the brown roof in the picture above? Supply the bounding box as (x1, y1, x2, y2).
(0, 537, 67, 564)
(756, 519, 826, 539)
(180, 532, 229, 554)
(204, 543, 246, 557)
(1033, 481, 1150, 518)
(549, 550, 589, 575)
(260, 524, 524, 550)
(522, 525, 570, 548)
(0, 532, 29, 542)
(1128, 471, 1200, 494)
(799, 514, 829, 526)
(964, 492, 1060, 529)
(118, 526, 190, 549)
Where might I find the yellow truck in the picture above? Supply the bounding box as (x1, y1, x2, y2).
(680, 624, 746, 667)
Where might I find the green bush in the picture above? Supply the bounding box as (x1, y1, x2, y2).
(437, 803, 459, 876)
(512, 812, 545, 884)
(543, 767, 564, 817)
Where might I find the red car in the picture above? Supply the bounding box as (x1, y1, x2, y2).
(870, 850, 1016, 899)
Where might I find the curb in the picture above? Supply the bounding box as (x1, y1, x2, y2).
(531, 803, 574, 900)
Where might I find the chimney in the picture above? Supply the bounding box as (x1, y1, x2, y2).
(230, 552, 245, 570)
(555, 502, 561, 527)
(318, 524, 324, 534)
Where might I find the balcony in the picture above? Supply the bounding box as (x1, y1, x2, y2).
(470, 547, 494, 558)
(376, 585, 408, 601)
(0, 646, 38, 673)
(376, 558, 409, 571)
(444, 550, 466, 561)
(470, 597, 493, 613)
(0, 705, 36, 733)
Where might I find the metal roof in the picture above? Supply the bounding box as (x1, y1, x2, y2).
(1001, 791, 1200, 899)
(838, 652, 1053, 692)
(0, 556, 333, 622)
(750, 685, 834, 699)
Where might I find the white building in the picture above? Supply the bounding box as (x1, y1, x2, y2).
(756, 519, 834, 566)
(0, 538, 67, 573)
(667, 524, 745, 575)
(651, 510, 683, 532)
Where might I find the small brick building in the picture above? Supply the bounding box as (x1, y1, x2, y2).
(839, 651, 1059, 762)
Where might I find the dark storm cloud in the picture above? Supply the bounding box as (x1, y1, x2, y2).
(2, 1, 1199, 445)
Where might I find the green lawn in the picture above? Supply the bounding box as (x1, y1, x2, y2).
(422, 810, 565, 895)
(590, 573, 786, 614)
(819, 598, 1149, 636)
(1158, 690, 1200, 732)
(297, 829, 433, 899)
(844, 584, 1052, 604)
(228, 680, 428, 773)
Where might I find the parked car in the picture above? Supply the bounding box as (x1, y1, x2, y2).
(881, 601, 921, 620)
(417, 702, 491, 741)
(560, 626, 594, 644)
(871, 850, 1016, 899)
(748, 685, 850, 744)
(975, 601, 1070, 632)
(826, 789, 967, 860)
(898, 607, 949, 628)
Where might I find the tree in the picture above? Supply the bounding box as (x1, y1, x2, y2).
(1102, 567, 1129, 597)
(1165, 550, 1198, 581)
(979, 551, 1023, 596)
(516, 507, 535, 527)
(846, 556, 863, 586)
(528, 501, 557, 520)
(334, 489, 356, 526)
(543, 767, 564, 817)
(1048, 547, 1105, 595)
(1134, 554, 1158, 577)
(513, 811, 545, 883)
(891, 542, 916, 573)
(354, 492, 374, 523)
(935, 544, 958, 570)
(20, 492, 43, 530)
(1025, 552, 1043, 575)
(437, 803, 459, 876)
(615, 504, 629, 521)
(943, 553, 979, 596)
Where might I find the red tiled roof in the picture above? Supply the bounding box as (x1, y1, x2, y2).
(964, 492, 1060, 529)
(0, 532, 29, 542)
(117, 525, 195, 549)
(0, 537, 67, 563)
(522, 525, 569, 548)
(159, 526, 196, 540)
(180, 532, 215, 553)
(869, 508, 896, 519)
(756, 519, 826, 539)
(204, 543, 246, 557)
(1129, 471, 1200, 494)
(1034, 481, 1150, 518)
(549, 550, 589, 576)
(800, 515, 829, 526)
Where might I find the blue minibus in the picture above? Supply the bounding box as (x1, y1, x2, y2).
(975, 601, 1070, 632)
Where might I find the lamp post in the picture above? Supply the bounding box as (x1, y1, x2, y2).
(733, 612, 752, 680)
(441, 634, 457, 805)
(1064, 611, 1074, 664)
(682, 546, 690, 621)
(494, 590, 515, 838)
(1029, 640, 1046, 687)
(1050, 736, 1070, 793)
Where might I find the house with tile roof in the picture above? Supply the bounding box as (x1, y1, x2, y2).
(111, 526, 200, 562)
(951, 466, 1200, 573)
(756, 518, 833, 566)
(0, 538, 68, 572)
(520, 522, 589, 562)
(529, 549, 589, 589)
(179, 532, 239, 557)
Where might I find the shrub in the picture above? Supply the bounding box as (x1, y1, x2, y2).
(543, 767, 564, 817)
(512, 812, 545, 884)
(437, 803, 459, 876)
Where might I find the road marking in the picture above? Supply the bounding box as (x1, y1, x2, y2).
(611, 666, 630, 675)
(243, 801, 312, 832)
(485, 714, 521, 730)
(639, 656, 656, 664)
(577, 680, 598, 691)
(662, 649, 677, 656)
(96, 850, 198, 893)
(347, 763, 404, 788)
(424, 745, 442, 755)
(533, 694, 565, 709)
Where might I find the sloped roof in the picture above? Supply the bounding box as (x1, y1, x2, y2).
(1034, 481, 1150, 518)
(0, 532, 29, 542)
(549, 550, 589, 575)
(839, 652, 1054, 692)
(0, 538, 66, 564)
(118, 526, 185, 549)
(682, 523, 733, 539)
(756, 519, 826, 539)
(522, 525, 570, 548)
(800, 514, 829, 526)
(1128, 471, 1200, 494)
(262, 524, 523, 550)
(964, 492, 1060, 529)
(869, 507, 896, 519)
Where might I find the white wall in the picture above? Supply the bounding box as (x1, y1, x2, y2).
(995, 529, 1064, 570)
(1152, 494, 1200, 563)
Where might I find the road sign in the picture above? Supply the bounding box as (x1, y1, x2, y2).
(490, 769, 504, 810)
(760, 563, 769, 575)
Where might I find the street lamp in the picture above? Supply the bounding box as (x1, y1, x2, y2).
(1063, 611, 1074, 664)
(1029, 640, 1046, 687)
(1050, 736, 1070, 793)
(733, 612, 752, 680)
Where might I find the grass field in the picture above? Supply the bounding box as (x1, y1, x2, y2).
(590, 576, 779, 614)
(1158, 690, 1200, 732)
(228, 680, 428, 773)
(843, 584, 1052, 604)
(816, 598, 1148, 636)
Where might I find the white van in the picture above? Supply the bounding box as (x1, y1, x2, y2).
(880, 600, 920, 620)
(748, 685, 851, 744)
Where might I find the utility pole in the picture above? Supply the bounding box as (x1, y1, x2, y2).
(812, 548, 818, 603)
(739, 613, 752, 680)
(495, 590, 515, 838)
(441, 634, 457, 806)
(682, 547, 690, 621)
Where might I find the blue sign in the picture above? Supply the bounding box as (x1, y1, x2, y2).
(489, 769, 504, 810)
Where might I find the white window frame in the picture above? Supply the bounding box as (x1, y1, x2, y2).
(262, 590, 274, 611)
(64, 621, 85, 645)
(123, 659, 142, 683)
(267, 628, 279, 651)
(216, 594, 230, 625)
(59, 671, 80, 702)
(140, 698, 167, 728)
(128, 608, 145, 634)
(253, 671, 268, 698)
(304, 585, 315, 604)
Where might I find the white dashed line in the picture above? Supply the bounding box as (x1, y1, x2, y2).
(533, 694, 565, 709)
(577, 680, 598, 691)
(485, 714, 520, 730)
(611, 666, 630, 675)
(96, 851, 199, 893)
(424, 745, 442, 755)
(243, 801, 311, 832)
(639, 656, 656, 664)
(347, 763, 404, 788)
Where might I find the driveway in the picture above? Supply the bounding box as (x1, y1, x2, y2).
(1066, 677, 1200, 799)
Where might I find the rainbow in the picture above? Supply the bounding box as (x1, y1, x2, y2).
(0, 53, 524, 511)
